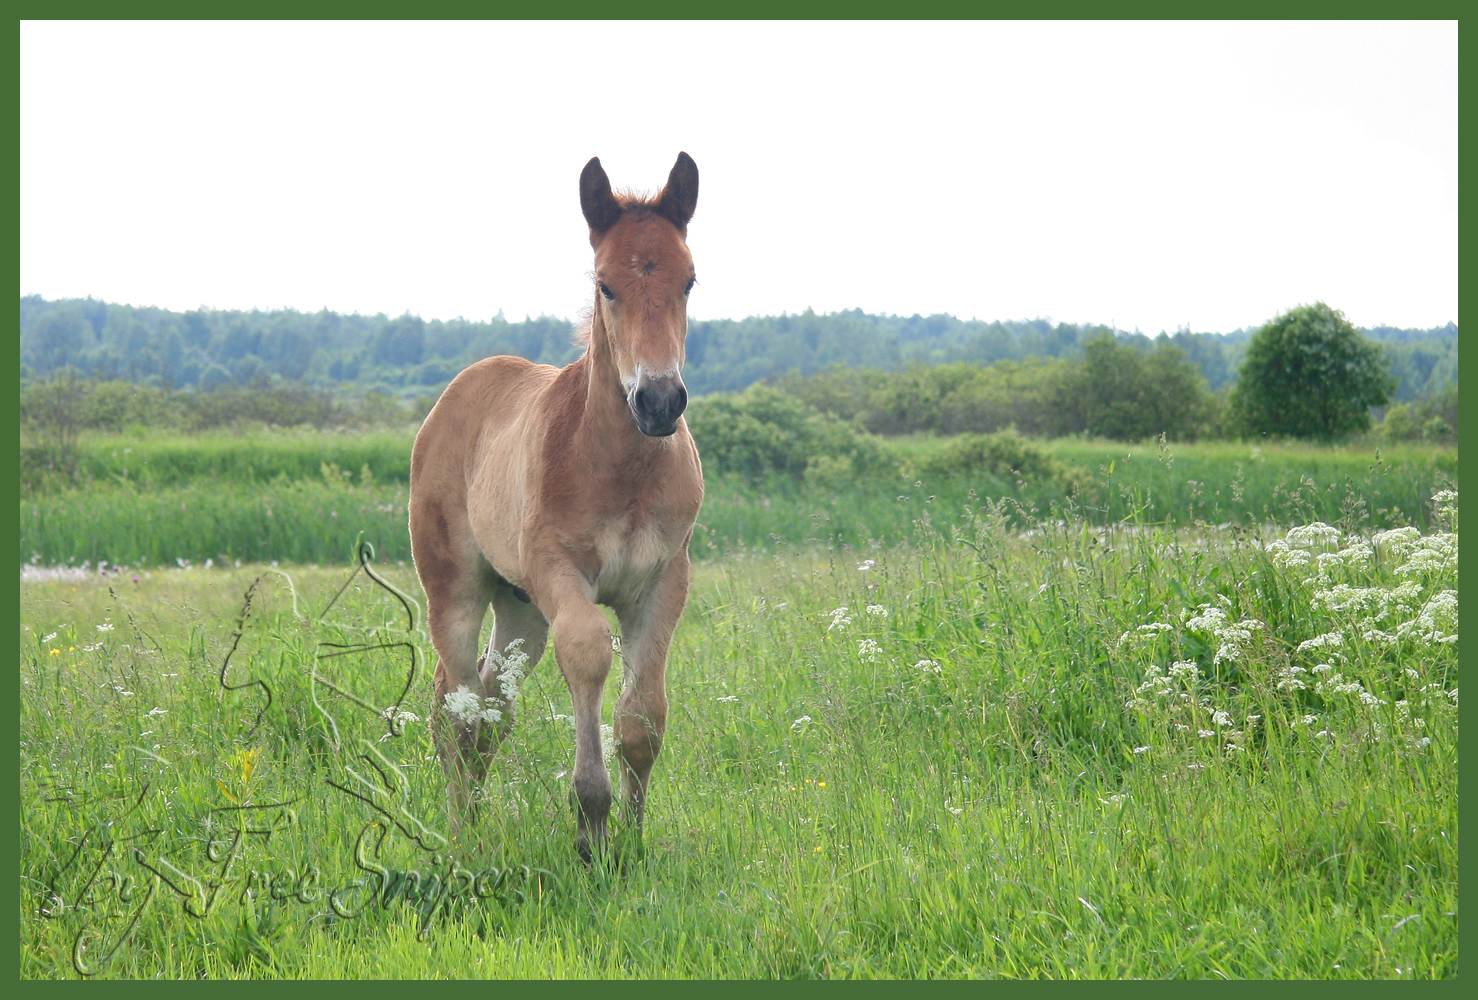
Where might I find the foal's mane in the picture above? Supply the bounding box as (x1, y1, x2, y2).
(571, 187, 667, 349)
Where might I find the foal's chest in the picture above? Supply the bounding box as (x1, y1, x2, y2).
(589, 506, 687, 602)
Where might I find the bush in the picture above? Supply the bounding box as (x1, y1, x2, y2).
(685, 385, 896, 485)
(911, 429, 1081, 493)
(1379, 384, 1457, 445)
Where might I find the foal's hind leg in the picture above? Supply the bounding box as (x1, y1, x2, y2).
(419, 554, 496, 822)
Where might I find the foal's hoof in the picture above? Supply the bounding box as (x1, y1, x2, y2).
(576, 829, 641, 870)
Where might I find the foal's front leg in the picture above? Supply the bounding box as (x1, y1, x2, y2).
(614, 552, 689, 838)
(542, 578, 617, 862)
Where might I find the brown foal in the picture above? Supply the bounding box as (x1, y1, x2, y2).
(409, 153, 703, 860)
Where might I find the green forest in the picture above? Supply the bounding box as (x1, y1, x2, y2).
(18, 295, 1457, 405)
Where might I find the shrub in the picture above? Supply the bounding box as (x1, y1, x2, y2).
(685, 385, 896, 485)
(912, 429, 1081, 493)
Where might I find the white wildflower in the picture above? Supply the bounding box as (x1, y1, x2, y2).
(790, 715, 813, 731)
(443, 685, 502, 726)
(96, 622, 115, 633)
(826, 607, 853, 631)
(1296, 632, 1345, 654)
(1197, 730, 1215, 739)
(487, 638, 530, 705)
(600, 724, 617, 765)
(1167, 660, 1199, 680)
(914, 659, 941, 674)
(1373, 526, 1422, 560)
(380, 705, 421, 725)
(1184, 606, 1265, 664)
(1118, 622, 1173, 646)
(1132, 746, 1151, 755)
(857, 638, 882, 662)
(865, 605, 888, 617)
(1276, 664, 1308, 691)
(42, 632, 57, 643)
(146, 706, 168, 717)
(1284, 522, 1343, 549)
(715, 695, 739, 703)
(1210, 710, 1233, 728)
(1396, 590, 1458, 645)
(1395, 533, 1458, 577)
(857, 559, 876, 572)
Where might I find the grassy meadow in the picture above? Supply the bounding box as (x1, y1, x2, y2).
(19, 429, 1458, 568)
(18, 464, 1460, 978)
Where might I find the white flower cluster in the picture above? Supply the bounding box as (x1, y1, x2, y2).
(1117, 622, 1173, 647)
(1393, 532, 1458, 577)
(443, 685, 502, 726)
(826, 607, 853, 631)
(865, 605, 888, 617)
(488, 638, 530, 705)
(1267, 522, 1379, 581)
(1123, 660, 1199, 712)
(1396, 589, 1458, 645)
(857, 638, 882, 662)
(1183, 606, 1265, 664)
(1309, 663, 1385, 705)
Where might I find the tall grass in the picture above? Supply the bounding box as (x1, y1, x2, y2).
(17, 432, 1458, 568)
(19, 492, 1458, 978)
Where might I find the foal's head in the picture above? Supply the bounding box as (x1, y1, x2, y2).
(580, 152, 699, 437)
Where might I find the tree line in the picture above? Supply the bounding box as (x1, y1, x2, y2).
(18, 295, 1457, 404)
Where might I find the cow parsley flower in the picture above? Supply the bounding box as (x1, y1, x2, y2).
(1118, 622, 1173, 646)
(857, 639, 882, 662)
(1184, 606, 1264, 664)
(443, 686, 502, 726)
(826, 607, 853, 631)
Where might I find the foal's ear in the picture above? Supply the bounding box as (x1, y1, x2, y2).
(580, 157, 622, 237)
(655, 152, 699, 233)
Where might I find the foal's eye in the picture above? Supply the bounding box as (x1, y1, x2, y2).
(684, 277, 696, 295)
(599, 282, 614, 301)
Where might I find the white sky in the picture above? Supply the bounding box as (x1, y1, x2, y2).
(21, 20, 1458, 333)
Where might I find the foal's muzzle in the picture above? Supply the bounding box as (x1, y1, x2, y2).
(629, 373, 688, 437)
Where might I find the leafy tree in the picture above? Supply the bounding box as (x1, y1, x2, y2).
(1231, 303, 1394, 442)
(24, 304, 89, 371)
(1049, 334, 1211, 441)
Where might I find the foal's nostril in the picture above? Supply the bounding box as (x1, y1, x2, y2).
(634, 386, 654, 417)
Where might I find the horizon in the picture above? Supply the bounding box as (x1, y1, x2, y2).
(19, 291, 1457, 340)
